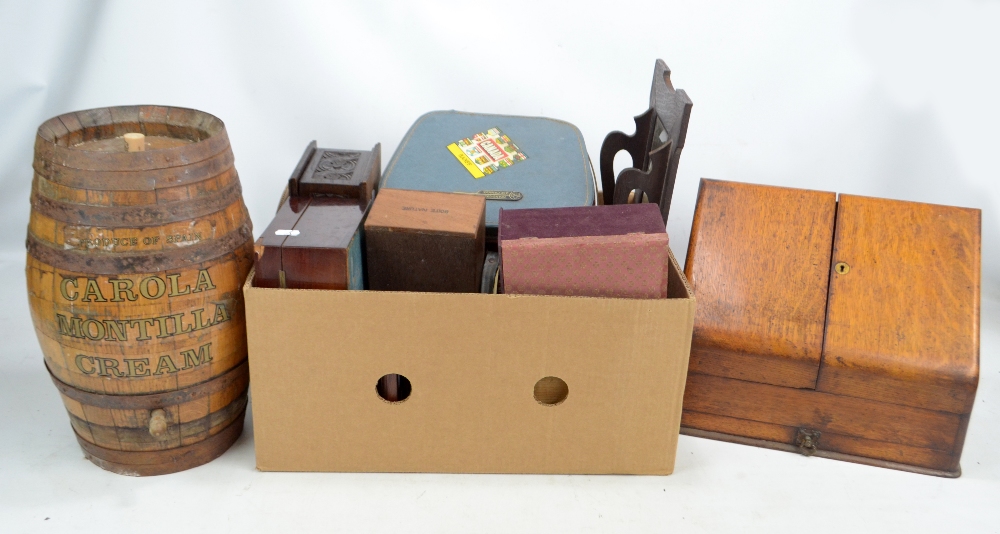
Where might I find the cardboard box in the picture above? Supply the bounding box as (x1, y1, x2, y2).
(244, 250, 695, 474)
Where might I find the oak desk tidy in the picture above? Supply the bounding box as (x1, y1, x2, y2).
(681, 178, 981, 477)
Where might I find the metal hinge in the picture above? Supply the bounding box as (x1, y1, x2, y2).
(796, 428, 821, 456)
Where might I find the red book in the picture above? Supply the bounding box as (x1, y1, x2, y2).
(499, 204, 669, 298)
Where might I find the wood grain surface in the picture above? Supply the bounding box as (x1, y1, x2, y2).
(684, 179, 836, 388)
(681, 179, 980, 476)
(365, 188, 485, 293)
(295, 144, 380, 204)
(682, 372, 966, 473)
(280, 197, 365, 290)
(25, 106, 252, 475)
(254, 195, 368, 290)
(365, 188, 485, 237)
(254, 196, 310, 289)
(74, 408, 247, 476)
(681, 411, 961, 476)
(819, 194, 981, 414)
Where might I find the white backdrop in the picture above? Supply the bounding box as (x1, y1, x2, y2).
(1, 1, 998, 533)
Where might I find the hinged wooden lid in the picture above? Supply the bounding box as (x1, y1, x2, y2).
(364, 188, 485, 237)
(288, 142, 381, 204)
(684, 179, 836, 388)
(818, 195, 980, 414)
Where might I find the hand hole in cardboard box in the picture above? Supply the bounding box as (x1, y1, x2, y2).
(533, 376, 568, 406)
(376, 374, 411, 403)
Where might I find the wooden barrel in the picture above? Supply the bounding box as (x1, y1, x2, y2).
(26, 106, 254, 476)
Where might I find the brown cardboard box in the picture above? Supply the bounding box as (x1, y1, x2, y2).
(244, 250, 695, 474)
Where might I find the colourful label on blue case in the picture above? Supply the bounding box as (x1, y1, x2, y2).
(447, 127, 527, 179)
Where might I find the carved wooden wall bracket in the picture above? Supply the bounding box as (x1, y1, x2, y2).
(600, 59, 692, 224)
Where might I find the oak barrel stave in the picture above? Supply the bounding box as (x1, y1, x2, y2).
(32, 162, 242, 206)
(35, 106, 230, 171)
(75, 412, 247, 477)
(34, 148, 237, 190)
(30, 175, 245, 226)
(26, 106, 253, 475)
(53, 361, 249, 452)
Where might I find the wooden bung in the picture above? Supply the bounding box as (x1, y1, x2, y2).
(27, 106, 254, 476)
(123, 132, 145, 152)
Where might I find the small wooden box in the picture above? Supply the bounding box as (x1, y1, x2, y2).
(364, 188, 485, 293)
(498, 204, 670, 298)
(288, 141, 380, 204)
(681, 179, 981, 477)
(254, 196, 366, 290)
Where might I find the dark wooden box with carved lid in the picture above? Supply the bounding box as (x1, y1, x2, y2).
(680, 178, 981, 477)
(288, 141, 380, 204)
(253, 141, 376, 290)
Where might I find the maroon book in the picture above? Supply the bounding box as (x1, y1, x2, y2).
(499, 204, 670, 298)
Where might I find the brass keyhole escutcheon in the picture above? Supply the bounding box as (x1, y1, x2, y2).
(835, 262, 851, 275)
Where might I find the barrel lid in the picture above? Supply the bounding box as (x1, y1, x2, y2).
(35, 106, 231, 173)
